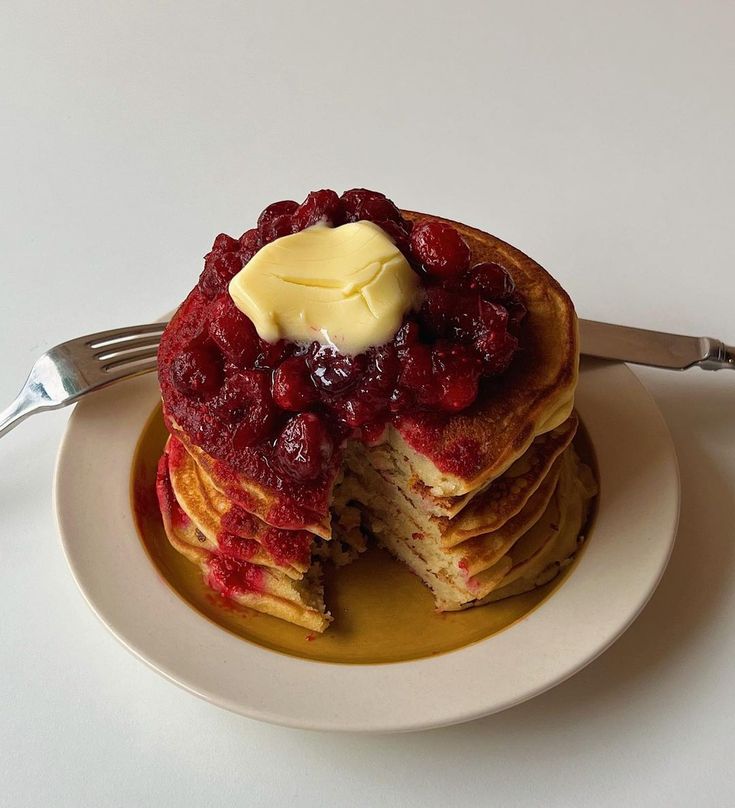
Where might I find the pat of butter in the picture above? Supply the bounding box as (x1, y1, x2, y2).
(228, 221, 420, 355)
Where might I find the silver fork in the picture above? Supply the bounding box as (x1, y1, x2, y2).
(0, 323, 167, 438)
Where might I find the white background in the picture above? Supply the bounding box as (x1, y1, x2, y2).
(2, 2, 734, 806)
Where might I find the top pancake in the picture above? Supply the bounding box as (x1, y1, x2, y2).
(391, 211, 578, 496)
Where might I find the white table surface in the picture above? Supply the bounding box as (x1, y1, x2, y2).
(2, 2, 734, 806)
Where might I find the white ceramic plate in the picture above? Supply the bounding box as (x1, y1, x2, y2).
(54, 358, 679, 732)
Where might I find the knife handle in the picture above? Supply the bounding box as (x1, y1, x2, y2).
(700, 339, 735, 370)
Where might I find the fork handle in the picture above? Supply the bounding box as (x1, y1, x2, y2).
(0, 388, 46, 438)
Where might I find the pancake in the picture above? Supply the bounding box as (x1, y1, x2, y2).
(158, 418, 595, 625)
(446, 417, 575, 541)
(427, 447, 594, 611)
(166, 408, 334, 539)
(165, 435, 312, 578)
(482, 449, 597, 602)
(437, 413, 577, 530)
(340, 414, 577, 553)
(156, 452, 331, 632)
(359, 414, 577, 544)
(388, 211, 578, 498)
(445, 455, 564, 577)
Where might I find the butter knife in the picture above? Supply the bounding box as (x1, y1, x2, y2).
(579, 320, 735, 371)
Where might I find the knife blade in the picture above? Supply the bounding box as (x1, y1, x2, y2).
(578, 319, 734, 371)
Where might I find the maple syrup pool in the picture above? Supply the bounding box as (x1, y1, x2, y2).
(131, 405, 597, 665)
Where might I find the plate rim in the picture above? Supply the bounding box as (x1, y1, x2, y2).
(54, 359, 680, 732)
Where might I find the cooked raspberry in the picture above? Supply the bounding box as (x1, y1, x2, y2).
(259, 214, 294, 245)
(275, 413, 333, 481)
(272, 356, 318, 411)
(476, 329, 519, 375)
(257, 338, 292, 368)
(410, 220, 470, 279)
(198, 252, 243, 297)
(208, 296, 260, 364)
(342, 187, 385, 199)
(361, 421, 388, 444)
(293, 189, 342, 230)
(211, 233, 240, 253)
(256, 200, 299, 231)
(420, 287, 458, 337)
(472, 300, 517, 375)
(478, 299, 509, 331)
(389, 387, 411, 412)
(466, 262, 515, 300)
(362, 344, 400, 395)
(440, 373, 480, 412)
(374, 219, 412, 254)
(433, 344, 481, 411)
(505, 294, 528, 336)
(207, 555, 264, 596)
(340, 188, 402, 224)
(217, 532, 260, 561)
(394, 320, 421, 350)
(238, 228, 261, 263)
(170, 344, 223, 397)
(420, 288, 484, 339)
(398, 343, 439, 405)
(213, 369, 277, 444)
(308, 345, 366, 394)
(335, 395, 376, 428)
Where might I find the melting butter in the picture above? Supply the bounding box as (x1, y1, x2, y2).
(228, 221, 419, 355)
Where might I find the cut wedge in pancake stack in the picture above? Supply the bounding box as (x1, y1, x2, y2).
(155, 188, 598, 633)
(337, 414, 596, 611)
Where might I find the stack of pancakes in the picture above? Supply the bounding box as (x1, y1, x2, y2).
(156, 214, 597, 632)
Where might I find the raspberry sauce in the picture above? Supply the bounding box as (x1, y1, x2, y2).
(158, 188, 524, 493)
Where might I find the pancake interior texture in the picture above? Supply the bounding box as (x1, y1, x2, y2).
(155, 206, 597, 632)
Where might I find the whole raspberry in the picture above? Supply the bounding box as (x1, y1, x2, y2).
(307, 345, 366, 394)
(398, 343, 439, 406)
(292, 189, 342, 230)
(214, 370, 278, 446)
(259, 214, 294, 244)
(340, 188, 402, 224)
(410, 220, 470, 279)
(170, 344, 223, 397)
(272, 356, 318, 411)
(208, 296, 260, 364)
(198, 251, 243, 298)
(256, 200, 298, 231)
(466, 262, 515, 300)
(275, 413, 333, 481)
(210, 233, 240, 253)
(433, 343, 481, 411)
(238, 228, 261, 263)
